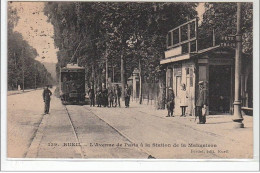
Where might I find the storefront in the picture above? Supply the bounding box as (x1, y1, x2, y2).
(161, 45, 236, 116)
(161, 19, 252, 116)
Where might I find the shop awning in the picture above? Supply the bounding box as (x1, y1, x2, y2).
(160, 45, 223, 65)
(160, 53, 192, 64)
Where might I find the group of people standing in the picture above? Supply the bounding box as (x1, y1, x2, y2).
(166, 81, 207, 124)
(88, 84, 131, 108)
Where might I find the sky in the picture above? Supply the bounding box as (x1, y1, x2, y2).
(11, 2, 58, 64)
(10, 2, 205, 65)
(196, 3, 206, 25)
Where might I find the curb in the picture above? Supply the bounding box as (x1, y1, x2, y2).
(25, 113, 50, 158)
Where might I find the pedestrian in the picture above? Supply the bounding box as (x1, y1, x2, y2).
(180, 83, 188, 117)
(88, 86, 95, 107)
(166, 87, 175, 117)
(115, 84, 121, 107)
(108, 89, 114, 107)
(96, 88, 102, 107)
(195, 81, 207, 124)
(102, 85, 108, 107)
(42, 85, 52, 114)
(124, 84, 131, 108)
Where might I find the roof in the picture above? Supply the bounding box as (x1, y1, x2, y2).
(160, 45, 235, 65)
(62, 63, 85, 70)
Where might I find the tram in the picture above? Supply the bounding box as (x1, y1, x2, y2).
(60, 63, 86, 105)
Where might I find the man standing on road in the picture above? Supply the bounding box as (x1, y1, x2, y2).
(88, 85, 95, 107)
(102, 85, 108, 107)
(43, 85, 52, 114)
(115, 84, 121, 107)
(96, 87, 102, 107)
(124, 84, 131, 108)
(195, 81, 207, 124)
(166, 87, 175, 117)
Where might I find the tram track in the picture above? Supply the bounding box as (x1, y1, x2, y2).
(84, 106, 223, 159)
(81, 106, 154, 159)
(63, 105, 86, 158)
(63, 103, 245, 159)
(64, 104, 151, 158)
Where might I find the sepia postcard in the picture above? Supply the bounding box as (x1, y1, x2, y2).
(2, 0, 259, 171)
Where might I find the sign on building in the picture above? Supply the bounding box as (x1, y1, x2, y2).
(220, 35, 236, 48)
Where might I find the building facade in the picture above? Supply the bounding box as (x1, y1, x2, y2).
(160, 19, 252, 116)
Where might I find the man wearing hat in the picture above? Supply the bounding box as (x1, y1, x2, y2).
(125, 84, 131, 108)
(42, 85, 52, 114)
(166, 87, 175, 117)
(196, 81, 207, 124)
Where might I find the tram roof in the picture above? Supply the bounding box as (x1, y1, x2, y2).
(61, 63, 85, 70)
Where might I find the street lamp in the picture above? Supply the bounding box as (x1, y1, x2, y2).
(232, 2, 244, 128)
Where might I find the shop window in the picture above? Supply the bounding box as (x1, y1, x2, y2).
(190, 68, 193, 87)
(186, 68, 189, 75)
(167, 68, 173, 88)
(176, 76, 181, 97)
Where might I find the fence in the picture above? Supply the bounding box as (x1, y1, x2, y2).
(132, 82, 165, 109)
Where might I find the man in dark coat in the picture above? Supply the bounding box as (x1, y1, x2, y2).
(88, 86, 95, 107)
(166, 88, 175, 117)
(115, 84, 121, 107)
(102, 85, 108, 107)
(43, 85, 52, 114)
(124, 84, 131, 108)
(196, 81, 207, 124)
(96, 88, 102, 107)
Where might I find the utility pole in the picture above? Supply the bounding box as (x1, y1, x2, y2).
(213, 28, 216, 46)
(233, 2, 244, 128)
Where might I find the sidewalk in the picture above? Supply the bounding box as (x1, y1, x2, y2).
(88, 99, 253, 158)
(7, 88, 42, 96)
(128, 99, 253, 148)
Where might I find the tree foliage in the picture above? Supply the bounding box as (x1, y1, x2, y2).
(44, 2, 198, 87)
(8, 5, 53, 90)
(199, 2, 253, 55)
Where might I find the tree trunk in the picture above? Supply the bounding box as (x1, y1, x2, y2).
(92, 63, 95, 88)
(157, 78, 166, 109)
(139, 58, 142, 104)
(22, 49, 25, 92)
(121, 51, 125, 101)
(105, 48, 108, 88)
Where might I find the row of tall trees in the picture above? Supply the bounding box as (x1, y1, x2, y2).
(199, 2, 253, 108)
(199, 2, 253, 55)
(44, 2, 252, 104)
(8, 6, 53, 90)
(44, 2, 198, 96)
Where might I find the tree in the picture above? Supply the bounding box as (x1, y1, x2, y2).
(199, 2, 253, 55)
(44, 2, 198, 103)
(8, 5, 53, 90)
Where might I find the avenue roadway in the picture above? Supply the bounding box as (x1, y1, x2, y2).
(7, 88, 253, 159)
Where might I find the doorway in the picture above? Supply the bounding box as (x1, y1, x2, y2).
(209, 65, 232, 114)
